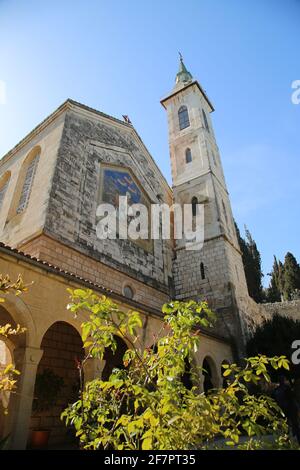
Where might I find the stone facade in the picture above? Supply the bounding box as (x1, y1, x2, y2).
(21, 234, 169, 312)
(0, 243, 232, 448)
(0, 61, 267, 448)
(44, 104, 173, 292)
(0, 101, 173, 294)
(0, 109, 65, 246)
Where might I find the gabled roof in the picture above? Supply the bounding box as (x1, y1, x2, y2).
(0, 99, 172, 196)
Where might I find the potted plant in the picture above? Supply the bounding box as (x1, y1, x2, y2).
(30, 368, 64, 449)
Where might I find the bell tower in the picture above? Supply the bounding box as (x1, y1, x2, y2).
(161, 56, 249, 352)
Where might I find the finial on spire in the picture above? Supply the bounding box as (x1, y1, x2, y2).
(175, 53, 193, 85)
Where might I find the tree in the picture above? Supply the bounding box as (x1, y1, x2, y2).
(247, 314, 300, 380)
(277, 260, 286, 299)
(244, 227, 264, 302)
(235, 223, 264, 303)
(282, 252, 300, 301)
(61, 289, 294, 450)
(266, 252, 300, 302)
(265, 256, 281, 303)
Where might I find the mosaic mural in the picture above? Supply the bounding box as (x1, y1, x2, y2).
(99, 165, 153, 252)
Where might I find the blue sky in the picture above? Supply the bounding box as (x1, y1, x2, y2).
(0, 0, 299, 285)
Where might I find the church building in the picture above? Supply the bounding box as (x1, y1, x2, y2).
(0, 58, 261, 448)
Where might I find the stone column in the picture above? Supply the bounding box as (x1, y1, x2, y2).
(9, 346, 43, 450)
(215, 366, 224, 389)
(198, 372, 205, 393)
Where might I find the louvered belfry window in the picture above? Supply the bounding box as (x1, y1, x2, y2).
(178, 105, 190, 130)
(202, 109, 210, 132)
(17, 154, 39, 213)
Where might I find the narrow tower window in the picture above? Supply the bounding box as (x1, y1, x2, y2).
(178, 105, 190, 130)
(191, 196, 198, 217)
(235, 265, 239, 280)
(222, 200, 228, 224)
(200, 262, 205, 280)
(212, 152, 217, 166)
(17, 153, 39, 214)
(185, 148, 192, 163)
(202, 109, 210, 132)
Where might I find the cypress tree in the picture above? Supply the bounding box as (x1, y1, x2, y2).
(234, 222, 264, 303)
(277, 260, 285, 299)
(266, 256, 281, 302)
(244, 226, 264, 302)
(282, 252, 300, 300)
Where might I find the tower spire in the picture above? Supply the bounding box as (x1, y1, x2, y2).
(175, 53, 193, 85)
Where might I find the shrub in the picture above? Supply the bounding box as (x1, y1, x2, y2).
(62, 289, 293, 450)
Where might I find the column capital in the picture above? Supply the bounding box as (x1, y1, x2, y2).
(13, 346, 43, 366)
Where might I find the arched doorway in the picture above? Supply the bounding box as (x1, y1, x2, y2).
(202, 356, 218, 394)
(181, 357, 194, 390)
(144, 343, 195, 391)
(101, 335, 128, 381)
(30, 321, 84, 447)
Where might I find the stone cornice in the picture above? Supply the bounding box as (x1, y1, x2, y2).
(160, 80, 214, 113)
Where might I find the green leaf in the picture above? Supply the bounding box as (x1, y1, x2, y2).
(142, 437, 152, 450)
(81, 323, 92, 341)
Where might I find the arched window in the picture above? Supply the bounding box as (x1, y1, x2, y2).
(0, 172, 10, 211)
(191, 197, 198, 217)
(202, 109, 210, 132)
(185, 148, 192, 164)
(178, 105, 190, 130)
(16, 152, 40, 214)
(200, 262, 205, 280)
(123, 285, 134, 300)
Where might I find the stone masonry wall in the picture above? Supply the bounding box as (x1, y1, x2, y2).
(0, 113, 65, 247)
(172, 235, 245, 344)
(259, 300, 300, 323)
(44, 107, 173, 293)
(21, 234, 169, 312)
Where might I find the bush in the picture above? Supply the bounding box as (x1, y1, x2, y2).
(61, 289, 294, 450)
(247, 314, 300, 380)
